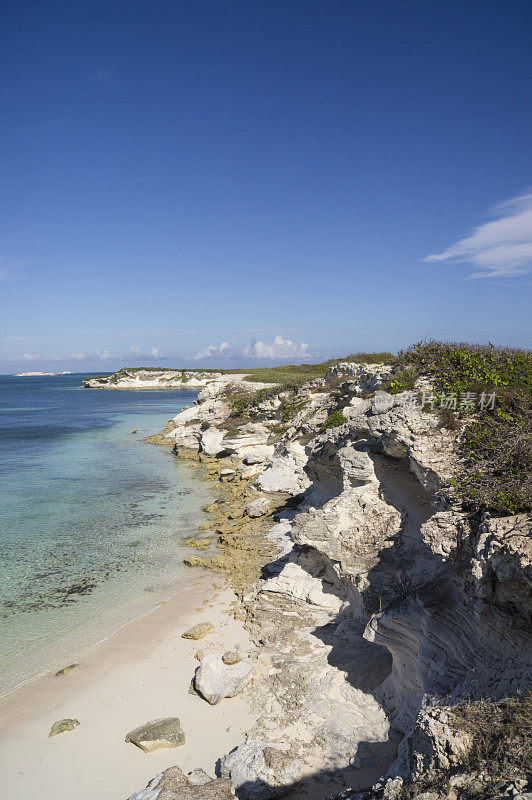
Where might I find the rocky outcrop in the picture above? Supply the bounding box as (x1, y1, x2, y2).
(128, 767, 234, 800)
(221, 741, 300, 800)
(147, 362, 531, 799)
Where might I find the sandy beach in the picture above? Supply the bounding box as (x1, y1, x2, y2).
(0, 575, 256, 800)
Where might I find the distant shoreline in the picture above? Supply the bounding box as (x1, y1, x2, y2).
(14, 371, 73, 376)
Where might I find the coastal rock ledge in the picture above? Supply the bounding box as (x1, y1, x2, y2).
(127, 356, 531, 800)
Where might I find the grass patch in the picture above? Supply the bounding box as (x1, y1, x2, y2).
(394, 694, 531, 800)
(340, 351, 397, 365)
(451, 693, 532, 779)
(241, 362, 330, 388)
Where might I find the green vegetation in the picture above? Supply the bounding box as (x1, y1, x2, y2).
(320, 409, 347, 432)
(341, 351, 397, 365)
(241, 362, 330, 387)
(451, 391, 531, 515)
(391, 340, 532, 396)
(451, 693, 532, 778)
(386, 341, 532, 515)
(225, 386, 282, 416)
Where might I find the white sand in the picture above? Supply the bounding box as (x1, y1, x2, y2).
(0, 576, 256, 799)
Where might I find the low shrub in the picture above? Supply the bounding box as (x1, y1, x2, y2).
(387, 341, 532, 515)
(320, 409, 347, 432)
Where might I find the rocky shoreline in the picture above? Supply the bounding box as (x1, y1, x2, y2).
(128, 361, 531, 800)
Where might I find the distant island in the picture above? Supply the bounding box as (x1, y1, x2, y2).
(14, 371, 73, 376)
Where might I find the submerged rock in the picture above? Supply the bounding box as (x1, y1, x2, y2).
(54, 663, 79, 677)
(125, 717, 185, 753)
(194, 653, 254, 705)
(182, 621, 215, 640)
(245, 498, 272, 518)
(49, 718, 79, 737)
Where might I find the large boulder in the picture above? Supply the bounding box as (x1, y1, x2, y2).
(128, 766, 234, 800)
(221, 740, 300, 799)
(125, 718, 185, 753)
(194, 653, 254, 705)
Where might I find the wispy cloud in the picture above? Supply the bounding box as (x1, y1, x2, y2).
(424, 191, 532, 279)
(0, 256, 23, 280)
(14, 351, 113, 363)
(193, 335, 311, 361)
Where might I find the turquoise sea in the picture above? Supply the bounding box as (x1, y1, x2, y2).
(0, 374, 211, 695)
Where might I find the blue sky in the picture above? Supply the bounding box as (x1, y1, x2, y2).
(1, 0, 531, 372)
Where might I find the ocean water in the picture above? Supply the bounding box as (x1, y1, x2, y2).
(0, 374, 212, 695)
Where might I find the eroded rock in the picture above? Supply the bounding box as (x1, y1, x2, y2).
(222, 740, 300, 799)
(128, 766, 234, 799)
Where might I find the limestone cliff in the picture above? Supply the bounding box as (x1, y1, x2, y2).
(131, 359, 531, 800)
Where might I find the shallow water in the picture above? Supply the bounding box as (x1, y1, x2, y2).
(0, 374, 211, 694)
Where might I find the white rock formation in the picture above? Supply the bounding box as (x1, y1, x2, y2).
(194, 653, 255, 705)
(257, 441, 310, 495)
(141, 360, 531, 798)
(221, 740, 300, 799)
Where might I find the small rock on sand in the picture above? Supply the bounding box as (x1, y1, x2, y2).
(125, 717, 186, 753)
(49, 718, 79, 737)
(182, 621, 215, 640)
(55, 663, 79, 677)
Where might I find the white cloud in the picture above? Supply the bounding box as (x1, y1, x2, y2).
(193, 335, 311, 361)
(150, 347, 161, 357)
(193, 342, 230, 360)
(241, 335, 310, 359)
(424, 191, 532, 279)
(130, 345, 140, 354)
